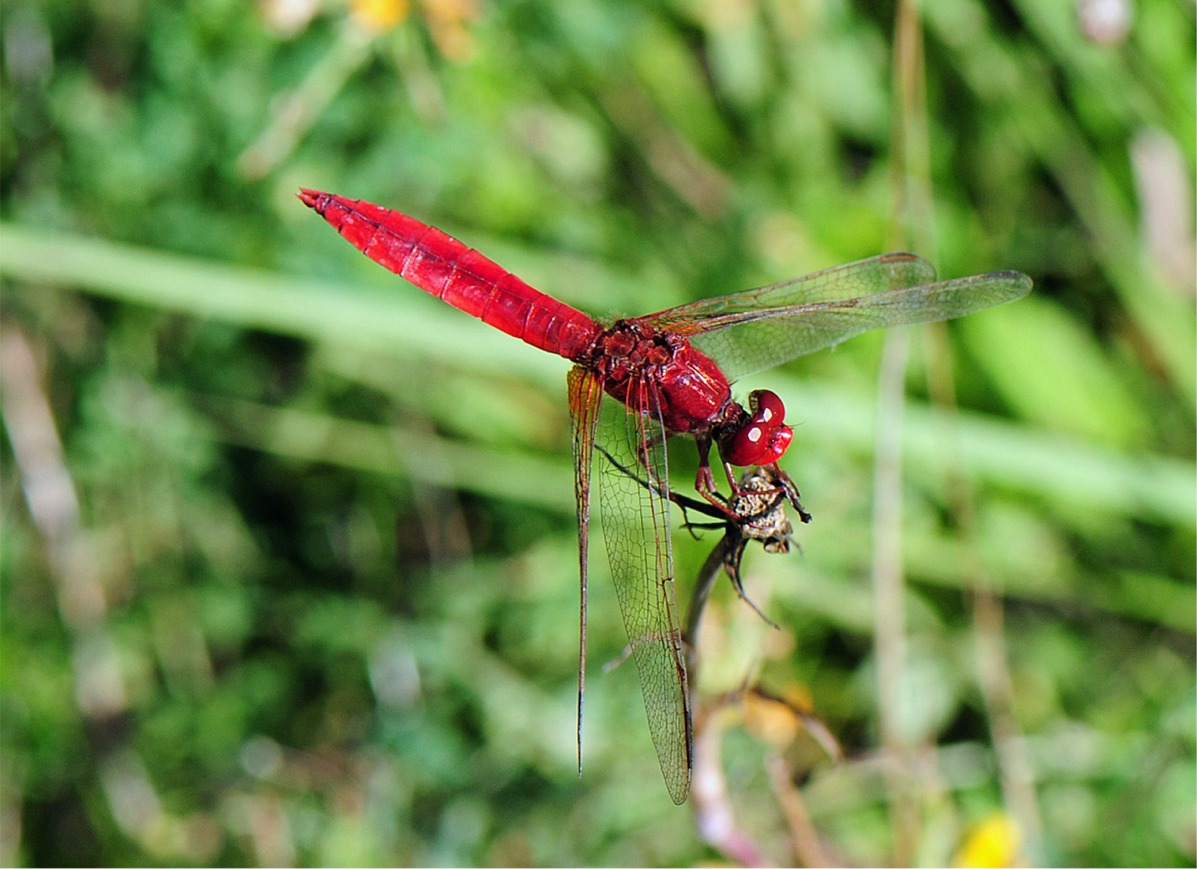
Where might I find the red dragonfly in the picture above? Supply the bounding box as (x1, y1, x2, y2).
(300, 189, 1031, 803)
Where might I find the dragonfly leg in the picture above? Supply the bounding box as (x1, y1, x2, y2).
(718, 531, 781, 629)
(759, 463, 812, 524)
(701, 438, 813, 527)
(693, 437, 815, 528)
(596, 443, 727, 539)
(693, 437, 743, 521)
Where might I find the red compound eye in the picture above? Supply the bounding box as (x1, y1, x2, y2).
(721, 390, 793, 466)
(751, 390, 785, 426)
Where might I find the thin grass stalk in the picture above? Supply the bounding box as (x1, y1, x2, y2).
(873, 0, 935, 861)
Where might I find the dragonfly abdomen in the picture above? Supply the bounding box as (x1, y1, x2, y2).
(300, 190, 603, 360)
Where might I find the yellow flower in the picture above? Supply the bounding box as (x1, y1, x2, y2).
(351, 0, 409, 31)
(953, 814, 1023, 868)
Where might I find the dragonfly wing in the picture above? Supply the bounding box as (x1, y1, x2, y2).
(642, 253, 935, 326)
(684, 267, 1031, 382)
(638, 252, 1028, 382)
(595, 375, 693, 804)
(635, 253, 934, 381)
(567, 366, 604, 777)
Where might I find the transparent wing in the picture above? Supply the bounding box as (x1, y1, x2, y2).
(595, 375, 692, 804)
(638, 253, 1031, 382)
(567, 365, 604, 777)
(644, 252, 937, 326)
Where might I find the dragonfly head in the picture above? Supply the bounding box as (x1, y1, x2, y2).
(719, 390, 793, 467)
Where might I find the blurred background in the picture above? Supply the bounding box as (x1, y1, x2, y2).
(2, 0, 1194, 865)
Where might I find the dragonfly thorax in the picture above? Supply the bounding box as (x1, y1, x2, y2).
(589, 320, 734, 435)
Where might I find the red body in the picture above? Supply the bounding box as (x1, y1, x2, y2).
(301, 189, 740, 440)
(303, 191, 604, 359)
(585, 320, 734, 434)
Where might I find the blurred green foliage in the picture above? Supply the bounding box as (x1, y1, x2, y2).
(2, 0, 1194, 865)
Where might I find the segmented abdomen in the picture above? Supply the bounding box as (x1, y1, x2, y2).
(300, 190, 603, 360)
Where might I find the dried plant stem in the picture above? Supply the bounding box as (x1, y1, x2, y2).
(926, 328, 1045, 863)
(684, 540, 770, 865)
(767, 754, 837, 867)
(871, 329, 918, 863)
(871, 0, 935, 862)
(0, 325, 116, 710)
(683, 533, 732, 684)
